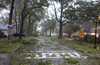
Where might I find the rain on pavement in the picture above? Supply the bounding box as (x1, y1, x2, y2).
(0, 37, 90, 65)
(19, 37, 89, 65)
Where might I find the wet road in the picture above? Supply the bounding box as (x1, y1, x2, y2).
(0, 37, 89, 65)
(21, 37, 88, 65)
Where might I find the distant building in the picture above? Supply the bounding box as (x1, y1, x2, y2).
(0, 23, 8, 37)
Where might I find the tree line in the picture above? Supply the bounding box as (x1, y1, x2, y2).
(0, 0, 100, 40)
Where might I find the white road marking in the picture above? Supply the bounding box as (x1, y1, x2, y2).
(56, 53, 61, 58)
(35, 54, 39, 58)
(25, 57, 31, 59)
(73, 52, 81, 58)
(23, 52, 87, 59)
(42, 53, 47, 58)
(67, 53, 77, 58)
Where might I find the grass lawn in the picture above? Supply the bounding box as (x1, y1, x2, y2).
(0, 57, 2, 60)
(0, 36, 32, 53)
(45, 36, 100, 57)
(0, 40, 22, 53)
(40, 35, 58, 39)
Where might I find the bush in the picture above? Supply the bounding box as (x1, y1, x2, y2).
(0, 35, 7, 38)
(29, 39, 38, 41)
(29, 32, 38, 37)
(21, 39, 37, 45)
(73, 35, 79, 38)
(83, 35, 100, 43)
(67, 59, 78, 64)
(0, 30, 7, 38)
(21, 41, 31, 45)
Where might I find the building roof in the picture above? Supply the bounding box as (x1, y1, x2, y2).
(0, 23, 8, 30)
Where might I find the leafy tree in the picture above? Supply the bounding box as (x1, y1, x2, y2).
(0, 30, 7, 38)
(40, 18, 57, 36)
(75, 1, 100, 21)
(17, 0, 49, 40)
(47, 19, 57, 36)
(0, 0, 11, 11)
(53, 0, 73, 38)
(63, 5, 78, 21)
(82, 21, 93, 33)
(63, 24, 80, 37)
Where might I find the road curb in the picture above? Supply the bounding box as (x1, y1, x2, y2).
(57, 40, 100, 59)
(75, 48, 100, 59)
(0, 58, 5, 62)
(12, 46, 22, 54)
(0, 46, 22, 62)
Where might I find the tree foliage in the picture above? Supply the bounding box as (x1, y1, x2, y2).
(53, 0, 73, 38)
(41, 18, 57, 35)
(0, 0, 11, 10)
(75, 1, 100, 21)
(63, 24, 80, 37)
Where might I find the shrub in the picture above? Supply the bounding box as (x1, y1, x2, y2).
(21, 39, 37, 45)
(29, 32, 38, 37)
(0, 35, 7, 38)
(29, 39, 38, 41)
(0, 30, 7, 38)
(67, 59, 78, 64)
(83, 35, 100, 43)
(36, 60, 51, 65)
(21, 41, 31, 45)
(73, 35, 79, 38)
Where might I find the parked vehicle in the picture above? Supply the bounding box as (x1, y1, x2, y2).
(12, 33, 26, 37)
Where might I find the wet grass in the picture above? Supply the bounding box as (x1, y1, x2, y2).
(51, 48, 60, 50)
(67, 58, 78, 64)
(10, 53, 35, 65)
(85, 58, 100, 65)
(9, 37, 38, 65)
(0, 57, 2, 60)
(39, 36, 57, 40)
(46, 36, 100, 57)
(36, 59, 52, 65)
(11, 36, 33, 41)
(0, 36, 35, 53)
(0, 40, 22, 53)
(45, 36, 100, 64)
(0, 37, 7, 39)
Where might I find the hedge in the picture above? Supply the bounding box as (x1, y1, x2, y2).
(83, 35, 100, 43)
(0, 30, 7, 38)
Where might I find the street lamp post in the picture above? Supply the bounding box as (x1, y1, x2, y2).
(93, 16, 100, 49)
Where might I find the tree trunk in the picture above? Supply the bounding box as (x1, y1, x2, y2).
(19, 16, 24, 40)
(46, 28, 47, 35)
(31, 22, 34, 33)
(8, 0, 15, 42)
(19, 5, 27, 40)
(28, 15, 31, 36)
(68, 33, 71, 38)
(50, 30, 51, 37)
(18, 14, 21, 33)
(58, 22, 63, 38)
(15, 6, 17, 33)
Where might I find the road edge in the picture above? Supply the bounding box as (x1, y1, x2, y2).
(0, 46, 22, 62)
(75, 48, 100, 59)
(11, 46, 22, 54)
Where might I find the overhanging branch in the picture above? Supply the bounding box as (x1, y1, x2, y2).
(53, 1, 60, 22)
(62, 22, 67, 26)
(62, 19, 67, 22)
(30, 6, 42, 11)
